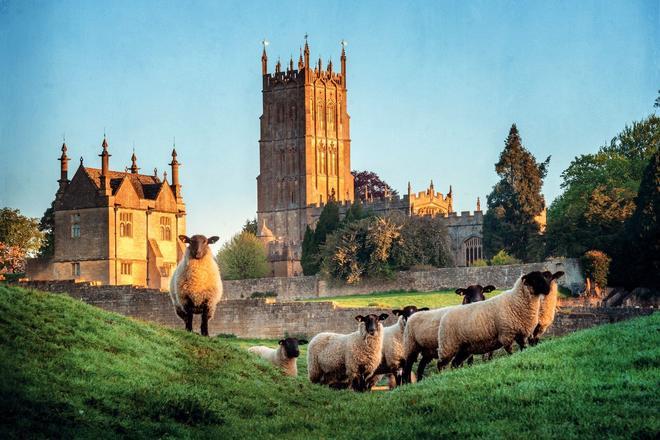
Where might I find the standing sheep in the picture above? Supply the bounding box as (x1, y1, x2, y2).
(529, 271, 564, 345)
(248, 337, 308, 377)
(402, 284, 496, 384)
(169, 234, 222, 336)
(436, 271, 561, 370)
(307, 313, 389, 392)
(368, 305, 428, 389)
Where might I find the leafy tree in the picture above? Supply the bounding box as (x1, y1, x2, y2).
(0, 207, 42, 256)
(0, 243, 26, 273)
(489, 250, 521, 266)
(623, 150, 660, 288)
(300, 200, 340, 275)
(546, 115, 659, 284)
(242, 218, 258, 235)
(216, 232, 269, 280)
(352, 170, 398, 200)
(390, 215, 453, 269)
(38, 205, 55, 257)
(483, 124, 549, 262)
(581, 250, 611, 297)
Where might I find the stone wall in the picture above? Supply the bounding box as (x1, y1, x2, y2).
(221, 258, 584, 301)
(11, 279, 652, 340)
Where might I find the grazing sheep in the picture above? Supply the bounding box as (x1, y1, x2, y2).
(307, 313, 389, 392)
(169, 234, 222, 336)
(402, 284, 496, 383)
(248, 337, 308, 377)
(368, 305, 428, 389)
(529, 271, 564, 345)
(436, 271, 559, 370)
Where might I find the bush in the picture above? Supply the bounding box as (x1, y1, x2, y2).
(489, 250, 521, 266)
(390, 215, 453, 270)
(216, 232, 270, 280)
(581, 250, 611, 289)
(250, 291, 277, 299)
(471, 259, 488, 267)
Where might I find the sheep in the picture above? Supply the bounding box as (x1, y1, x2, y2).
(401, 284, 496, 383)
(248, 337, 308, 377)
(436, 271, 560, 370)
(169, 234, 222, 336)
(307, 313, 389, 392)
(529, 271, 564, 345)
(367, 305, 428, 389)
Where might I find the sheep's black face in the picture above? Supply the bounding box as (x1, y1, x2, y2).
(279, 337, 307, 358)
(392, 305, 428, 322)
(456, 285, 496, 304)
(179, 234, 219, 259)
(522, 271, 552, 296)
(355, 313, 389, 335)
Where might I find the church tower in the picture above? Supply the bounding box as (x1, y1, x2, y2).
(257, 38, 354, 276)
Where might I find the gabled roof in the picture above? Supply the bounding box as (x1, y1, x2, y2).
(83, 167, 164, 200)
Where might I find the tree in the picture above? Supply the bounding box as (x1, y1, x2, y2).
(483, 124, 549, 262)
(623, 150, 660, 288)
(0, 243, 26, 274)
(38, 205, 55, 257)
(489, 250, 520, 266)
(242, 218, 258, 235)
(0, 207, 42, 256)
(546, 115, 659, 283)
(390, 215, 453, 269)
(352, 170, 398, 200)
(216, 232, 269, 280)
(300, 200, 340, 275)
(581, 250, 611, 297)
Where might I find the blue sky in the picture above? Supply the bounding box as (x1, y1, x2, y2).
(1, 0, 658, 246)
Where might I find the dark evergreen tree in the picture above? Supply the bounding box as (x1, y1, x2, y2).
(38, 205, 55, 257)
(483, 124, 550, 262)
(300, 226, 317, 275)
(300, 200, 340, 275)
(624, 150, 660, 288)
(342, 200, 368, 226)
(241, 218, 258, 235)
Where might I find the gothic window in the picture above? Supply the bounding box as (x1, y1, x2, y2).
(328, 101, 336, 134)
(119, 212, 133, 237)
(160, 216, 172, 241)
(463, 236, 483, 266)
(317, 99, 325, 132)
(71, 214, 80, 238)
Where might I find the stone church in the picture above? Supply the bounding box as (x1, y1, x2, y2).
(256, 40, 486, 277)
(27, 138, 186, 288)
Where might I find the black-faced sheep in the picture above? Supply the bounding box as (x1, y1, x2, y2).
(401, 284, 496, 383)
(307, 313, 389, 392)
(368, 305, 428, 389)
(248, 337, 308, 377)
(436, 271, 558, 370)
(529, 271, 564, 345)
(169, 234, 222, 336)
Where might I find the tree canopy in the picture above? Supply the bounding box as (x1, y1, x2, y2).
(216, 232, 270, 280)
(301, 199, 341, 275)
(0, 207, 42, 256)
(352, 170, 398, 200)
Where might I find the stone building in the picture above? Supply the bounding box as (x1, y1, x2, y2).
(27, 138, 186, 288)
(256, 40, 487, 275)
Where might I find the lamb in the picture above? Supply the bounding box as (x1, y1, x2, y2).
(436, 271, 562, 370)
(401, 284, 495, 383)
(307, 313, 389, 391)
(368, 305, 428, 389)
(529, 271, 564, 345)
(248, 337, 308, 377)
(169, 234, 222, 336)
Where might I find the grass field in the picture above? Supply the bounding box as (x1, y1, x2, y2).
(1, 285, 659, 439)
(299, 289, 502, 309)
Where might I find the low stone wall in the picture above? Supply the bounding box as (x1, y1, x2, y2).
(222, 258, 584, 301)
(10, 279, 653, 339)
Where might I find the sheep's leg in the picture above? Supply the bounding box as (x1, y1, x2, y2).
(436, 355, 452, 372)
(515, 334, 527, 351)
(402, 351, 418, 384)
(482, 352, 493, 362)
(503, 344, 514, 355)
(200, 304, 210, 337)
(451, 348, 471, 368)
(417, 355, 432, 380)
(184, 302, 194, 332)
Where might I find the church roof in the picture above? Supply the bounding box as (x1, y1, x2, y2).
(83, 167, 164, 200)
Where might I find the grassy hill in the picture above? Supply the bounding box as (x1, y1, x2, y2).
(1, 285, 658, 439)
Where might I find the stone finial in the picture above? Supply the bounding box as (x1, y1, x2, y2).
(129, 149, 139, 174)
(476, 197, 481, 211)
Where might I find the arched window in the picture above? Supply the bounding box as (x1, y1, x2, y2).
(327, 101, 335, 133)
(119, 212, 132, 237)
(463, 236, 483, 266)
(160, 217, 172, 241)
(119, 223, 125, 237)
(317, 99, 325, 132)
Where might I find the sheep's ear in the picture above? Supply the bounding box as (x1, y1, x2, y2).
(207, 236, 220, 244)
(483, 285, 496, 293)
(378, 313, 389, 321)
(278, 339, 284, 345)
(552, 271, 565, 280)
(542, 271, 553, 279)
(419, 307, 430, 311)
(355, 315, 364, 322)
(392, 309, 403, 316)
(455, 288, 465, 295)
(298, 339, 308, 345)
(178, 235, 190, 243)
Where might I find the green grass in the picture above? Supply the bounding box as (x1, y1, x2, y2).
(299, 289, 501, 309)
(1, 285, 659, 439)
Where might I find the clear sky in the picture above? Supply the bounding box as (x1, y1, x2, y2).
(1, 0, 658, 247)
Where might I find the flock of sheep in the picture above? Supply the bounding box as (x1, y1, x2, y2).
(169, 234, 564, 391)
